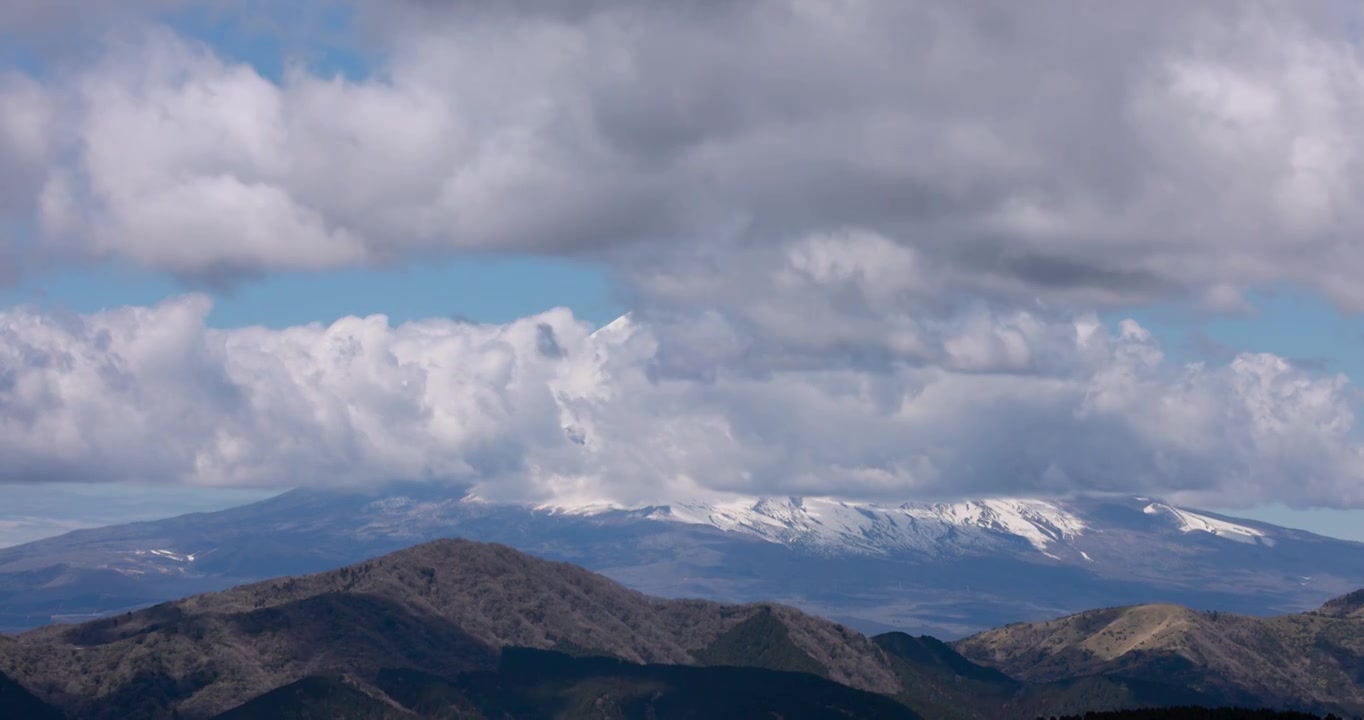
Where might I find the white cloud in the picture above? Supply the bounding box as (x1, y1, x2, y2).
(1, 299, 1360, 510)
(0, 296, 588, 487)
(4, 1, 1364, 511)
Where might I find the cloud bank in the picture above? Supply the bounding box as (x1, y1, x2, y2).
(1, 298, 1360, 509)
(2, 1, 1363, 306)
(3, 1, 1364, 507)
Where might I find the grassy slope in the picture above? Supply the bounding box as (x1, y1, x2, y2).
(953, 595, 1364, 716)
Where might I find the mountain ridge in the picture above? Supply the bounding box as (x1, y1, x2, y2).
(952, 590, 1364, 716)
(2, 538, 1363, 718)
(0, 538, 902, 718)
(2, 486, 1361, 639)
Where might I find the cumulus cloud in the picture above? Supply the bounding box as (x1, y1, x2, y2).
(2, 0, 1364, 308)
(5, 1, 1364, 509)
(0, 296, 582, 487)
(1, 299, 1361, 510)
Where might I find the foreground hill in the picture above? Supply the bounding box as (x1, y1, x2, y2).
(954, 593, 1364, 716)
(1049, 711, 1351, 720)
(0, 538, 904, 719)
(3, 485, 1362, 638)
(216, 649, 921, 720)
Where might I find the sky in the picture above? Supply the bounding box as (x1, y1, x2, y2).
(3, 0, 1364, 545)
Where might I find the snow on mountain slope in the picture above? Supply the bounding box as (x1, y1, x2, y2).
(902, 499, 1088, 553)
(3, 484, 1359, 638)
(516, 318, 1294, 563)
(544, 495, 1088, 557)
(531, 493, 1299, 560)
(1142, 502, 1270, 545)
(368, 485, 1287, 562)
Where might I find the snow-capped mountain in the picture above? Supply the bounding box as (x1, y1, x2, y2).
(601, 497, 1090, 556)
(0, 486, 1358, 639)
(532, 493, 1282, 562)
(536, 318, 1277, 561)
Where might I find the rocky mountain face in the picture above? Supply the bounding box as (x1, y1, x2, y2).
(953, 594, 1364, 716)
(2, 484, 1361, 638)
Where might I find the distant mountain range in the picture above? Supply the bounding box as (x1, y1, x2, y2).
(1, 484, 1361, 638)
(0, 539, 1360, 719)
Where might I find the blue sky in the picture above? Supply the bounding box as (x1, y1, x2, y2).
(4, 0, 1364, 546)
(0, 259, 624, 329)
(1123, 289, 1364, 387)
(1119, 292, 1364, 540)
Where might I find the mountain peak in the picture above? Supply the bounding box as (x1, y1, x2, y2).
(588, 313, 638, 342)
(593, 494, 1091, 556)
(4, 537, 902, 718)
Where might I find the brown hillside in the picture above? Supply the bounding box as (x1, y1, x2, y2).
(953, 590, 1364, 714)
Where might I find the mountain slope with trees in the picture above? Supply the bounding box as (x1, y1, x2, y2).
(1, 537, 1361, 719)
(0, 539, 899, 719)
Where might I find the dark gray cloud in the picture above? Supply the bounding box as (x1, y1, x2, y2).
(2, 0, 1363, 314)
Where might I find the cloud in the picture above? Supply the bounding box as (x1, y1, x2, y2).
(0, 296, 584, 488)
(5, 2, 1364, 510)
(0, 482, 276, 548)
(1, 299, 1360, 510)
(0, 0, 173, 43)
(1, 1, 1363, 309)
